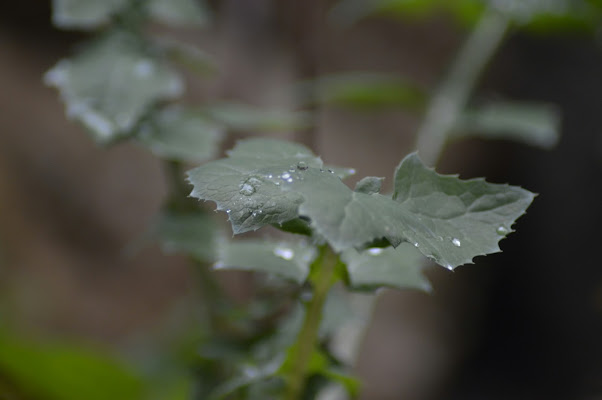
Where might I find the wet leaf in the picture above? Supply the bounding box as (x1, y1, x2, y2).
(187, 139, 535, 269)
(214, 240, 316, 284)
(137, 106, 224, 163)
(44, 31, 183, 142)
(342, 244, 430, 291)
(453, 101, 561, 149)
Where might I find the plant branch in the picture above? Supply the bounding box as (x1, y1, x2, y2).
(415, 10, 510, 166)
(283, 246, 339, 400)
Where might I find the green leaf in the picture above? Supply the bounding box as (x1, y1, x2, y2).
(354, 176, 384, 194)
(452, 101, 561, 149)
(299, 73, 425, 110)
(204, 103, 312, 132)
(187, 139, 535, 269)
(137, 106, 224, 163)
(44, 31, 183, 143)
(154, 210, 217, 262)
(0, 333, 144, 400)
(342, 243, 431, 291)
(148, 0, 210, 27)
(214, 240, 316, 284)
(51, 0, 129, 29)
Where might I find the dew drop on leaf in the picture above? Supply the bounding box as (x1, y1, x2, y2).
(451, 238, 461, 247)
(297, 161, 308, 170)
(281, 172, 291, 180)
(497, 226, 509, 235)
(239, 183, 255, 196)
(273, 247, 294, 260)
(367, 248, 383, 255)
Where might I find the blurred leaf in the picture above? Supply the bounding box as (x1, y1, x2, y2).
(214, 240, 316, 284)
(155, 38, 217, 75)
(137, 106, 224, 163)
(148, 0, 210, 27)
(204, 103, 312, 132)
(453, 101, 561, 148)
(342, 244, 431, 291)
(0, 333, 144, 400)
(300, 73, 425, 110)
(51, 0, 129, 29)
(188, 139, 535, 269)
(154, 210, 218, 262)
(44, 31, 183, 143)
(332, 0, 602, 31)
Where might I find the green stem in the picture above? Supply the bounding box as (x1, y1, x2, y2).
(415, 10, 510, 166)
(284, 246, 339, 400)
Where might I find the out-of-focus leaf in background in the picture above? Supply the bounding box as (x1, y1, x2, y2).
(44, 31, 183, 143)
(452, 101, 561, 149)
(137, 106, 225, 163)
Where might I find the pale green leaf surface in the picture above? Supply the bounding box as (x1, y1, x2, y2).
(342, 244, 430, 291)
(51, 0, 128, 29)
(188, 139, 534, 269)
(137, 106, 224, 162)
(44, 32, 183, 142)
(205, 103, 312, 132)
(0, 333, 144, 400)
(453, 101, 561, 149)
(214, 240, 316, 284)
(148, 0, 210, 27)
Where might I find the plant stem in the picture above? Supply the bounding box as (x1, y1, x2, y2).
(284, 246, 339, 400)
(415, 10, 510, 166)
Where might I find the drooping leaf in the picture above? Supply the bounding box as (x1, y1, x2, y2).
(0, 333, 144, 400)
(452, 101, 561, 149)
(44, 31, 183, 143)
(154, 210, 218, 262)
(148, 0, 210, 27)
(299, 73, 425, 110)
(204, 103, 312, 132)
(51, 0, 129, 29)
(342, 243, 431, 291)
(187, 139, 534, 269)
(137, 106, 224, 163)
(214, 240, 316, 284)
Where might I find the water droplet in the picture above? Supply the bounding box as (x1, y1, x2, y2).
(286, 178, 293, 183)
(274, 247, 294, 260)
(257, 209, 263, 214)
(281, 172, 291, 180)
(297, 161, 308, 170)
(328, 169, 334, 174)
(413, 242, 419, 248)
(252, 211, 257, 217)
(445, 264, 453, 271)
(289, 166, 296, 172)
(497, 226, 509, 235)
(226, 209, 231, 214)
(239, 183, 255, 196)
(451, 238, 461, 247)
(267, 174, 273, 179)
(367, 248, 383, 255)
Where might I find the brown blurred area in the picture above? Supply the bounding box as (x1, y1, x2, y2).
(2, 1, 602, 400)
